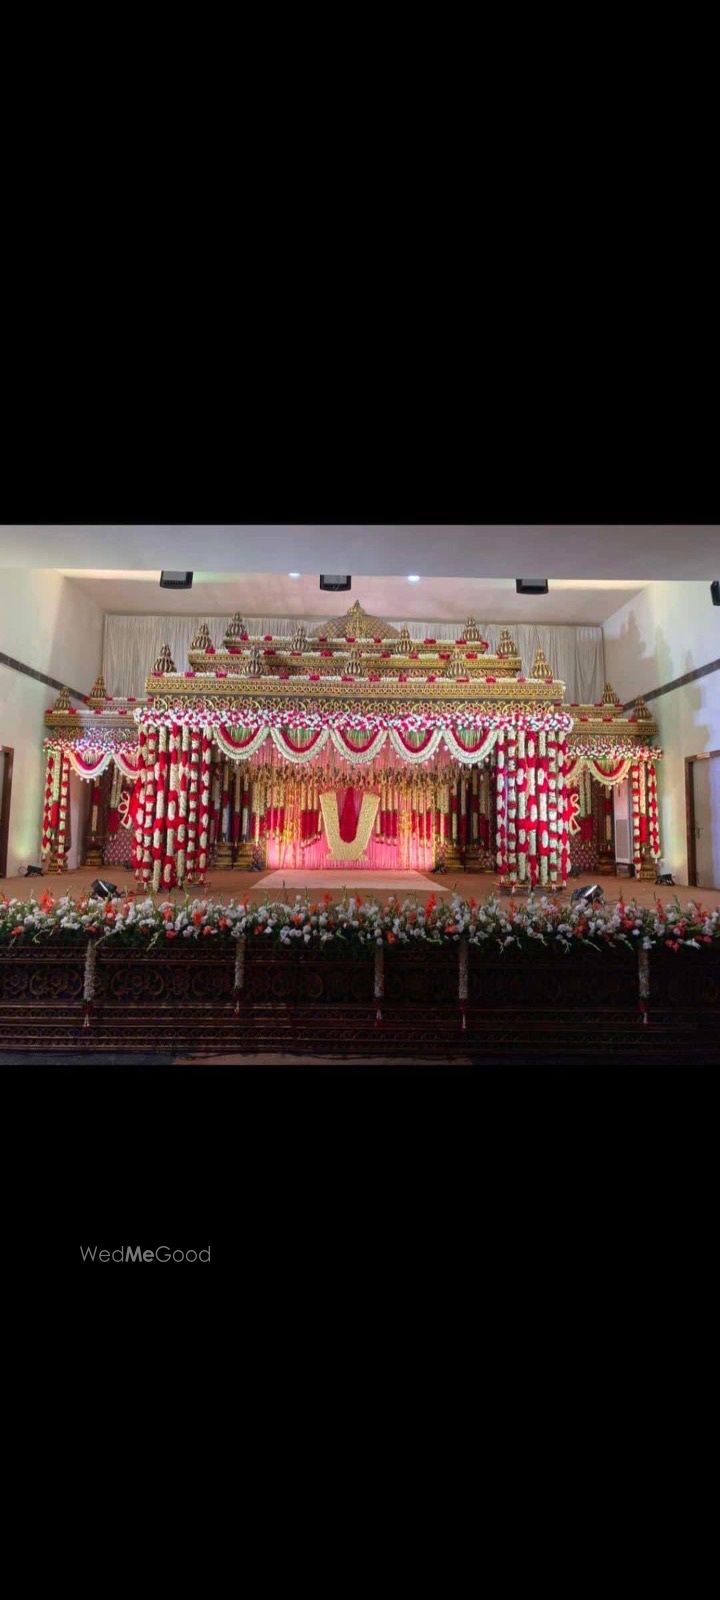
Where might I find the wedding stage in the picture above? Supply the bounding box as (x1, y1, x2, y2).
(8, 598, 702, 1063)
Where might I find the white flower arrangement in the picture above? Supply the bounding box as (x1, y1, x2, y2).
(2, 889, 720, 957)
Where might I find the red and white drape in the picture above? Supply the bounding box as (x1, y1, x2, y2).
(499, 728, 570, 886)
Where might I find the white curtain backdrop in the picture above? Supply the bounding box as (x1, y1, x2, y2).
(103, 615, 605, 704)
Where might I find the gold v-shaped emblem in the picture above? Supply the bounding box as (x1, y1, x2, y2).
(319, 792, 380, 860)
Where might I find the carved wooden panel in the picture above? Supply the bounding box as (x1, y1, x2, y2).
(1, 945, 719, 1059)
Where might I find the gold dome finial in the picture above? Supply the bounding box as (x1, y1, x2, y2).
(464, 615, 481, 642)
(529, 645, 553, 679)
(153, 643, 176, 675)
(345, 648, 364, 677)
(52, 686, 72, 711)
(87, 672, 107, 704)
(190, 621, 212, 651)
(292, 621, 308, 650)
(222, 612, 245, 647)
(245, 645, 263, 677)
(445, 653, 464, 678)
(602, 682, 621, 706)
(398, 624, 412, 650)
(497, 629, 517, 657)
(633, 695, 652, 720)
(313, 602, 397, 639)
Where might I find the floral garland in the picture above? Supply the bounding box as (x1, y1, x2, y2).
(3, 889, 719, 955)
(137, 704, 575, 735)
(56, 752, 70, 866)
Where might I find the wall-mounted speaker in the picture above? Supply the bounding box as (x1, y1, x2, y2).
(160, 572, 194, 590)
(320, 575, 352, 592)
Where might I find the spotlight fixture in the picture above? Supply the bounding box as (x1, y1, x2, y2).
(570, 884, 604, 905)
(516, 579, 549, 595)
(711, 581, 720, 606)
(89, 879, 120, 900)
(160, 572, 193, 590)
(24, 864, 43, 877)
(319, 575, 352, 592)
(407, 575, 420, 583)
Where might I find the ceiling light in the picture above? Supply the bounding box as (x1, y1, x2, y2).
(288, 572, 301, 578)
(515, 579, 549, 595)
(407, 575, 420, 582)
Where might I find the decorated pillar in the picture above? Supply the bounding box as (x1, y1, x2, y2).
(495, 730, 507, 875)
(633, 756, 657, 880)
(547, 730, 559, 887)
(184, 726, 202, 882)
(646, 759, 661, 863)
(151, 723, 168, 893)
(506, 726, 518, 879)
(213, 757, 234, 868)
(554, 734, 570, 887)
(133, 729, 147, 877)
(525, 729, 538, 886)
(162, 722, 181, 890)
(208, 745, 223, 862)
(558, 733, 570, 886)
(53, 748, 71, 874)
(515, 730, 527, 882)
(176, 725, 190, 885)
(140, 724, 157, 889)
(84, 771, 106, 867)
(40, 744, 57, 867)
(197, 725, 212, 877)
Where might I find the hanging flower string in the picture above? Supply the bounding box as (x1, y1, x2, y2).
(638, 943, 650, 1025)
(233, 933, 246, 1014)
(374, 942, 384, 1026)
(458, 937, 469, 1030)
(83, 932, 99, 1027)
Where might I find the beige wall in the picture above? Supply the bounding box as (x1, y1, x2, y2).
(0, 572, 104, 874)
(603, 582, 720, 883)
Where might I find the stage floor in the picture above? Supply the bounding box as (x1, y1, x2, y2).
(2, 864, 720, 910)
(259, 868, 451, 894)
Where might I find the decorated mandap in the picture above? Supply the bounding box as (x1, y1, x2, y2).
(40, 602, 662, 890)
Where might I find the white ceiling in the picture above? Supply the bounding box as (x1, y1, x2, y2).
(54, 570, 646, 624)
(1, 524, 719, 578)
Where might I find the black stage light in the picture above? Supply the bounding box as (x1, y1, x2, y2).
(570, 884, 604, 905)
(516, 579, 549, 595)
(320, 575, 352, 592)
(89, 879, 120, 899)
(656, 872, 674, 885)
(160, 572, 194, 590)
(711, 581, 720, 606)
(24, 864, 43, 877)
